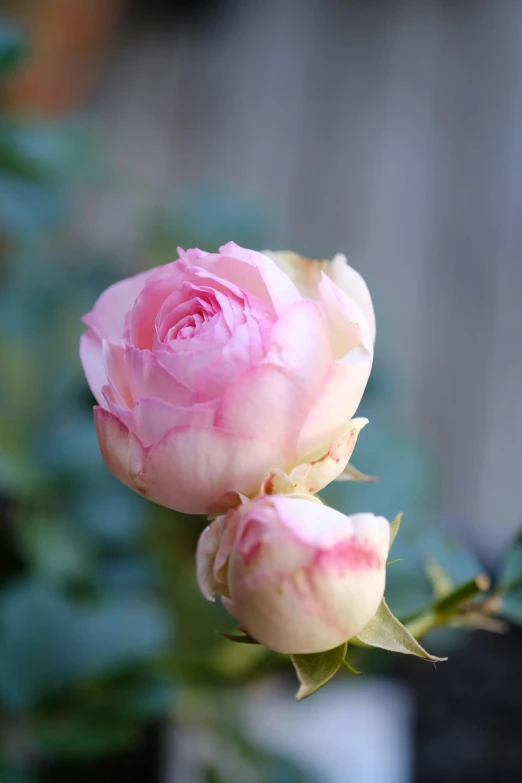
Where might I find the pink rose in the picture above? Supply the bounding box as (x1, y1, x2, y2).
(80, 243, 374, 514)
(197, 496, 390, 654)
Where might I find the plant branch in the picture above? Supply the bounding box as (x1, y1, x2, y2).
(406, 575, 491, 639)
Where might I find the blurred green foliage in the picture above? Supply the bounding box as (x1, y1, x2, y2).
(0, 18, 299, 781)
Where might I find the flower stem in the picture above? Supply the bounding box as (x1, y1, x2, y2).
(406, 574, 491, 639)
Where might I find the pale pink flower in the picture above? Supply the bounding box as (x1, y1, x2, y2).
(197, 495, 390, 654)
(80, 243, 374, 514)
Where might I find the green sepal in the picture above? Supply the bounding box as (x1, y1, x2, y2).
(221, 632, 260, 644)
(388, 512, 403, 553)
(341, 657, 362, 676)
(356, 599, 446, 662)
(291, 642, 347, 700)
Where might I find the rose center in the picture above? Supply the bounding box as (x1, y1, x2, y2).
(171, 312, 206, 340)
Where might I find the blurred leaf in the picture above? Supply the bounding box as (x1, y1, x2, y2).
(125, 676, 175, 719)
(17, 516, 94, 584)
(0, 581, 171, 709)
(425, 558, 454, 600)
(203, 767, 225, 783)
(0, 21, 25, 76)
(497, 533, 522, 592)
(291, 643, 347, 700)
(73, 476, 148, 548)
(0, 582, 83, 709)
(75, 596, 171, 679)
(0, 120, 106, 183)
(32, 706, 139, 759)
(0, 176, 65, 240)
(497, 533, 522, 625)
(95, 559, 157, 593)
(0, 763, 37, 783)
(500, 593, 522, 625)
(260, 754, 317, 783)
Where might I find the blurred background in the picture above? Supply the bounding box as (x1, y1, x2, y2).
(0, 0, 521, 781)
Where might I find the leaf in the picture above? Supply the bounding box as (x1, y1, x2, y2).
(0, 582, 171, 708)
(335, 463, 378, 482)
(498, 533, 522, 593)
(356, 599, 446, 662)
(0, 22, 25, 76)
(495, 534, 522, 625)
(291, 642, 347, 700)
(32, 707, 139, 759)
(221, 632, 260, 644)
(388, 512, 403, 553)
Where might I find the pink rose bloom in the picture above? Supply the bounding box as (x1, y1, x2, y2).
(80, 242, 374, 514)
(197, 496, 390, 654)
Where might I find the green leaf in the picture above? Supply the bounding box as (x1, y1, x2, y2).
(356, 599, 446, 662)
(389, 512, 403, 553)
(291, 642, 347, 700)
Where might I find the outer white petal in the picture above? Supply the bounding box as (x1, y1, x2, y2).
(281, 418, 369, 495)
(329, 253, 376, 343)
(296, 353, 373, 460)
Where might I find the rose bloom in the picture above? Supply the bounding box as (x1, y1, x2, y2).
(80, 243, 375, 514)
(197, 496, 390, 654)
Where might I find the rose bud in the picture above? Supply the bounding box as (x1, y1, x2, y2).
(197, 496, 390, 654)
(80, 243, 374, 515)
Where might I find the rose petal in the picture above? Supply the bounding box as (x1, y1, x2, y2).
(329, 254, 376, 343)
(80, 330, 107, 407)
(216, 300, 331, 462)
(83, 267, 158, 341)
(130, 272, 183, 350)
(133, 397, 215, 447)
(286, 417, 369, 494)
(318, 272, 372, 359)
(296, 352, 373, 460)
(196, 513, 239, 600)
(196, 242, 302, 316)
(94, 407, 146, 494)
(126, 346, 194, 406)
(140, 426, 287, 514)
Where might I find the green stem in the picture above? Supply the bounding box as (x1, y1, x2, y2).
(406, 575, 491, 640)
(433, 575, 490, 614)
